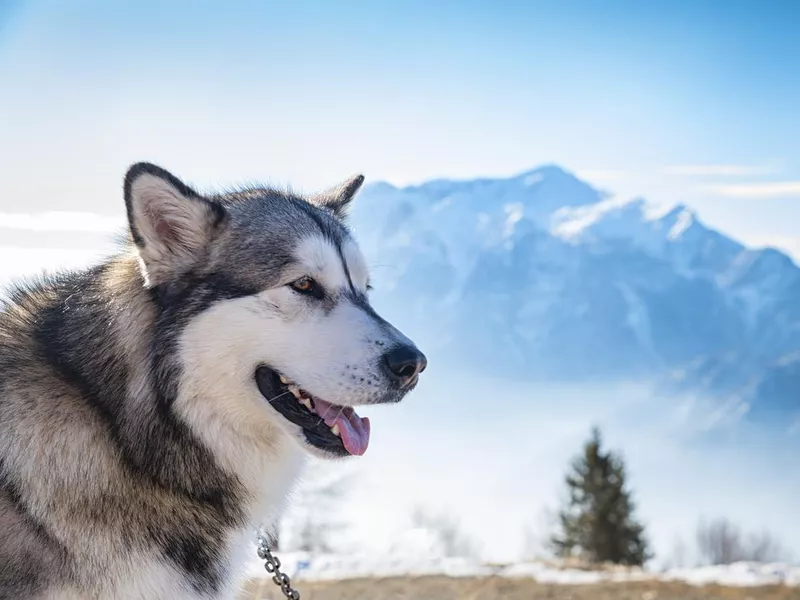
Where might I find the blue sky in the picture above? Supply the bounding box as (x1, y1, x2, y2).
(1, 0, 799, 256)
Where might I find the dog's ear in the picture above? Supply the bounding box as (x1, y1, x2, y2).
(124, 162, 227, 286)
(310, 174, 365, 219)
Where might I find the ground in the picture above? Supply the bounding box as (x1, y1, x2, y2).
(240, 576, 800, 600)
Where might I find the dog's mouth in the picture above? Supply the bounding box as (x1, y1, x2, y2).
(255, 366, 370, 457)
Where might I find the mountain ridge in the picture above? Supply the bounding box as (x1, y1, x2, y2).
(351, 165, 800, 427)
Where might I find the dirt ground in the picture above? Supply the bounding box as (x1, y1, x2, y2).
(241, 576, 800, 600)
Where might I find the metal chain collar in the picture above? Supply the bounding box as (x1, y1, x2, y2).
(257, 535, 301, 599)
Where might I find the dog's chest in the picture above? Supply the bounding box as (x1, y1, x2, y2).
(91, 422, 305, 598)
(50, 470, 301, 600)
(81, 528, 257, 600)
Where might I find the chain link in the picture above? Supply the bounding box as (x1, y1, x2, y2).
(257, 535, 301, 599)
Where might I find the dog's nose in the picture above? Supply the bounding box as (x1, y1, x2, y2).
(383, 345, 427, 386)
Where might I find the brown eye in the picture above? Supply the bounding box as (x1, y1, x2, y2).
(289, 276, 323, 299)
(291, 277, 312, 292)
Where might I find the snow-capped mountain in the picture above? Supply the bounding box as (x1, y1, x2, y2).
(350, 166, 800, 425)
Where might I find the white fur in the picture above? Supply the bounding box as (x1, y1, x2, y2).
(341, 239, 370, 288)
(294, 235, 356, 290)
(41, 557, 215, 600)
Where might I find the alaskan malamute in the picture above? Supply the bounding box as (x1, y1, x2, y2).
(0, 163, 426, 599)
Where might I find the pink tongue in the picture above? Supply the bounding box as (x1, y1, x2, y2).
(312, 398, 371, 456)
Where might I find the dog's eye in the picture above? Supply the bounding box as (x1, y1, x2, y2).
(290, 276, 324, 299)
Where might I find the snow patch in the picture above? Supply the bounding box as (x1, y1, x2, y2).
(523, 173, 544, 186)
(616, 282, 658, 362)
(502, 202, 525, 239)
(247, 552, 800, 587)
(667, 209, 695, 240)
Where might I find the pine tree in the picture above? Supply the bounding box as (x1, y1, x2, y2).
(551, 427, 650, 566)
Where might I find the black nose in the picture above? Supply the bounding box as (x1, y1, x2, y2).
(383, 345, 427, 387)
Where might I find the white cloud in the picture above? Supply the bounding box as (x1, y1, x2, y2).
(740, 235, 800, 262)
(575, 169, 629, 183)
(661, 164, 779, 177)
(0, 246, 108, 282)
(0, 211, 123, 233)
(705, 181, 800, 198)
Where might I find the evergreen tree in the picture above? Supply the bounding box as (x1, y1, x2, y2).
(551, 427, 650, 566)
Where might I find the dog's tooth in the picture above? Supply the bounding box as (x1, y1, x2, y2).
(279, 375, 292, 384)
(331, 424, 340, 437)
(302, 398, 313, 411)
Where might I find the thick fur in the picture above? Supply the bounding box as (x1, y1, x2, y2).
(0, 163, 424, 599)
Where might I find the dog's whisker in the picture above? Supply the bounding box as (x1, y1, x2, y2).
(314, 406, 344, 429)
(265, 389, 296, 405)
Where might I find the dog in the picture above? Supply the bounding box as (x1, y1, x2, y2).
(0, 163, 426, 599)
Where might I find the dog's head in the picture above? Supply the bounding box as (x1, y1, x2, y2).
(124, 163, 426, 459)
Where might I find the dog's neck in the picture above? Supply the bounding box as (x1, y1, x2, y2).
(106, 252, 306, 525)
